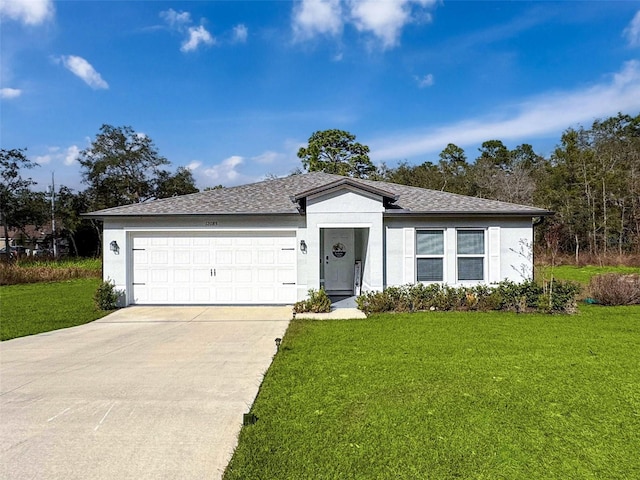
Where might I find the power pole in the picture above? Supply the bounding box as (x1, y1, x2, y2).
(51, 172, 57, 258)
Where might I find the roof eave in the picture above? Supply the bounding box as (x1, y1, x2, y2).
(384, 210, 554, 217)
(293, 178, 399, 203)
(82, 211, 302, 219)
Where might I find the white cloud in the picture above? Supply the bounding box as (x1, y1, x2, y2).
(204, 155, 244, 181)
(252, 151, 280, 164)
(64, 145, 80, 166)
(233, 24, 248, 43)
(33, 145, 81, 167)
(371, 60, 640, 161)
(34, 153, 52, 165)
(624, 10, 640, 47)
(349, 0, 411, 49)
(186, 161, 202, 171)
(415, 73, 434, 88)
(181, 25, 215, 52)
(160, 8, 215, 52)
(0, 87, 22, 99)
(292, 0, 435, 49)
(56, 55, 109, 89)
(0, 0, 54, 25)
(160, 8, 191, 28)
(293, 0, 343, 40)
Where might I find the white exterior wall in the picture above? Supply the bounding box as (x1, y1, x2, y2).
(101, 198, 536, 305)
(305, 187, 385, 293)
(384, 216, 533, 287)
(102, 215, 305, 305)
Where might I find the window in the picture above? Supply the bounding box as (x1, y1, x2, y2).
(457, 230, 485, 281)
(416, 230, 444, 282)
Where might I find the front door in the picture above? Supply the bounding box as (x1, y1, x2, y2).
(323, 229, 354, 293)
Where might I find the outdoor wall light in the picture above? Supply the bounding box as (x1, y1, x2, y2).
(109, 240, 120, 254)
(300, 239, 307, 253)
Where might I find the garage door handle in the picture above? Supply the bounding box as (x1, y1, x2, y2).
(282, 282, 295, 285)
(211, 269, 216, 277)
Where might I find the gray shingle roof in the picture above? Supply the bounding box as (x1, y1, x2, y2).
(85, 171, 551, 217)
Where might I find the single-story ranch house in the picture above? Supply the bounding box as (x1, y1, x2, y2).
(87, 172, 551, 306)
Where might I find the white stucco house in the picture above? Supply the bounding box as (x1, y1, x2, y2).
(86, 172, 551, 306)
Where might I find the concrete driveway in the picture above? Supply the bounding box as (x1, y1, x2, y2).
(1, 306, 292, 480)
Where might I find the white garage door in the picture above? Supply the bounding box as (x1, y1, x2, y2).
(131, 232, 297, 305)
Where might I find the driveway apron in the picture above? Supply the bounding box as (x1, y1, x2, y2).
(1, 306, 291, 480)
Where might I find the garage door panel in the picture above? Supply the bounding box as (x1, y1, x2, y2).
(216, 250, 233, 264)
(193, 287, 211, 303)
(257, 288, 275, 302)
(192, 268, 210, 282)
(278, 249, 296, 263)
(174, 269, 190, 283)
(174, 250, 190, 264)
(235, 250, 252, 264)
(215, 287, 234, 303)
(235, 268, 252, 283)
(278, 268, 296, 283)
(150, 269, 169, 283)
(216, 268, 233, 283)
(192, 250, 210, 264)
(134, 269, 148, 284)
(235, 287, 253, 302)
(150, 251, 168, 264)
(257, 269, 275, 282)
(193, 238, 209, 246)
(258, 250, 275, 264)
(131, 232, 296, 305)
(149, 287, 169, 302)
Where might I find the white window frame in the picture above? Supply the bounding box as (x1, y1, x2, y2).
(415, 229, 445, 283)
(456, 229, 487, 282)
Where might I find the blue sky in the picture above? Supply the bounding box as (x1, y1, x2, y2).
(2, 0, 640, 192)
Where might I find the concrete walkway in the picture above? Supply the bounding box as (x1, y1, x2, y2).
(296, 296, 367, 320)
(1, 306, 291, 480)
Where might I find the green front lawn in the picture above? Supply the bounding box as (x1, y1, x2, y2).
(536, 264, 640, 285)
(225, 306, 640, 479)
(0, 278, 112, 341)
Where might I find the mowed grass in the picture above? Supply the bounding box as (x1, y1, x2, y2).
(537, 264, 640, 285)
(0, 278, 111, 340)
(225, 306, 640, 480)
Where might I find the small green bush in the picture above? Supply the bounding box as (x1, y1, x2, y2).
(294, 288, 332, 313)
(356, 280, 581, 315)
(94, 280, 121, 310)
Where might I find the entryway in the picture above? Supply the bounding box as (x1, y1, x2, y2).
(320, 227, 368, 296)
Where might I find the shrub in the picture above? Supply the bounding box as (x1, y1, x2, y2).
(293, 288, 332, 313)
(94, 280, 121, 310)
(356, 280, 581, 316)
(494, 280, 543, 312)
(356, 290, 395, 315)
(589, 274, 640, 306)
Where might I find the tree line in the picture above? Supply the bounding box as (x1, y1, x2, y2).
(1, 124, 199, 259)
(2, 113, 639, 260)
(297, 115, 640, 260)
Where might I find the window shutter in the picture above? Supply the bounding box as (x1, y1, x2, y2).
(488, 226, 501, 283)
(403, 228, 415, 284)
